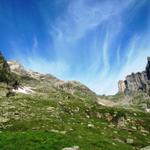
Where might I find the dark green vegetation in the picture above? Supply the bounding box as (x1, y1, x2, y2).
(0, 53, 19, 97)
(0, 53, 19, 87)
(0, 53, 150, 150)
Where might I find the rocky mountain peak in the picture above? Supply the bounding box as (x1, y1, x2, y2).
(146, 57, 150, 80)
(118, 57, 150, 95)
(7, 60, 28, 76)
(7, 60, 59, 81)
(147, 57, 150, 62)
(3, 55, 95, 98)
(7, 61, 23, 72)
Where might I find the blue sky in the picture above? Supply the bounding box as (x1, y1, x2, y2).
(0, 0, 150, 94)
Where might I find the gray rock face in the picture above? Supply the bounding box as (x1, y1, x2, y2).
(125, 71, 148, 92)
(119, 57, 150, 95)
(118, 80, 126, 92)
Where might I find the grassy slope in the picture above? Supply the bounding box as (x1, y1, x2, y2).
(0, 90, 150, 150)
(0, 57, 150, 150)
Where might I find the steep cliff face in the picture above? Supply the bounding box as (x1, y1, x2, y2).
(125, 72, 148, 92)
(119, 57, 150, 95)
(118, 80, 126, 92)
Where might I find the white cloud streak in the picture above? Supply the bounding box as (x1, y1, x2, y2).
(47, 0, 137, 75)
(88, 33, 150, 95)
(10, 0, 150, 95)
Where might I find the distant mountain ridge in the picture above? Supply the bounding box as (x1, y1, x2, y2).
(0, 54, 96, 98)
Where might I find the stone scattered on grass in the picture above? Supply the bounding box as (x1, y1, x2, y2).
(87, 123, 94, 128)
(50, 129, 66, 134)
(131, 126, 137, 130)
(62, 146, 80, 150)
(126, 138, 134, 144)
(114, 138, 125, 143)
(46, 106, 55, 112)
(140, 146, 150, 150)
(0, 117, 9, 123)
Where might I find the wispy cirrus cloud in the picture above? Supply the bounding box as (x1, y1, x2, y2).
(2, 0, 150, 94)
(88, 32, 150, 95)
(47, 0, 137, 75)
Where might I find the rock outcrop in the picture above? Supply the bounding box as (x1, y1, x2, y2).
(118, 80, 126, 92)
(119, 57, 150, 95)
